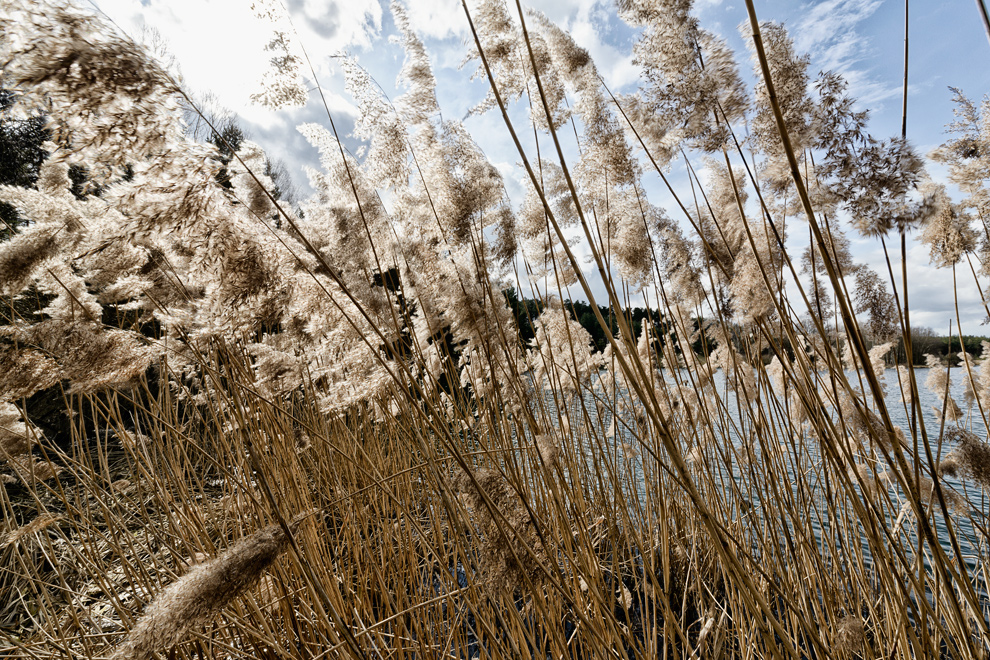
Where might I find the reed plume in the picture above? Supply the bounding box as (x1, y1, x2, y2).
(110, 516, 307, 660)
(940, 428, 990, 491)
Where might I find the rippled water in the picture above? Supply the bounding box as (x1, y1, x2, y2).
(534, 366, 989, 601)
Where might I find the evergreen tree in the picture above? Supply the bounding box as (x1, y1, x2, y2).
(0, 90, 48, 237)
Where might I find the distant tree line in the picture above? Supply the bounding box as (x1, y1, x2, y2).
(891, 326, 989, 365)
(502, 288, 716, 359)
(506, 288, 990, 370)
(504, 288, 663, 351)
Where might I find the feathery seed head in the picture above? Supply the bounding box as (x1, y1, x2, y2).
(110, 516, 308, 660)
(942, 428, 990, 491)
(835, 615, 866, 654)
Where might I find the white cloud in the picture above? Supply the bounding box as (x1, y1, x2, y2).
(794, 0, 883, 58)
(493, 160, 526, 208)
(94, 0, 378, 126)
(568, 14, 639, 90)
(835, 69, 901, 109)
(849, 236, 988, 335)
(95, 0, 273, 108)
(404, 0, 468, 40)
(284, 0, 383, 51)
(91, 0, 375, 195)
(791, 0, 892, 109)
(901, 243, 986, 334)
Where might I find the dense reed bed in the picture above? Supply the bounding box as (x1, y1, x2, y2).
(1, 0, 989, 657)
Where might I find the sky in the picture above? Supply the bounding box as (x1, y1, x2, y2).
(90, 0, 990, 336)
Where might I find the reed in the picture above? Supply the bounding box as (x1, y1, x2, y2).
(1, 0, 989, 658)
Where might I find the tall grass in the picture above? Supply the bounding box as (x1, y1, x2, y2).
(1, 0, 989, 658)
